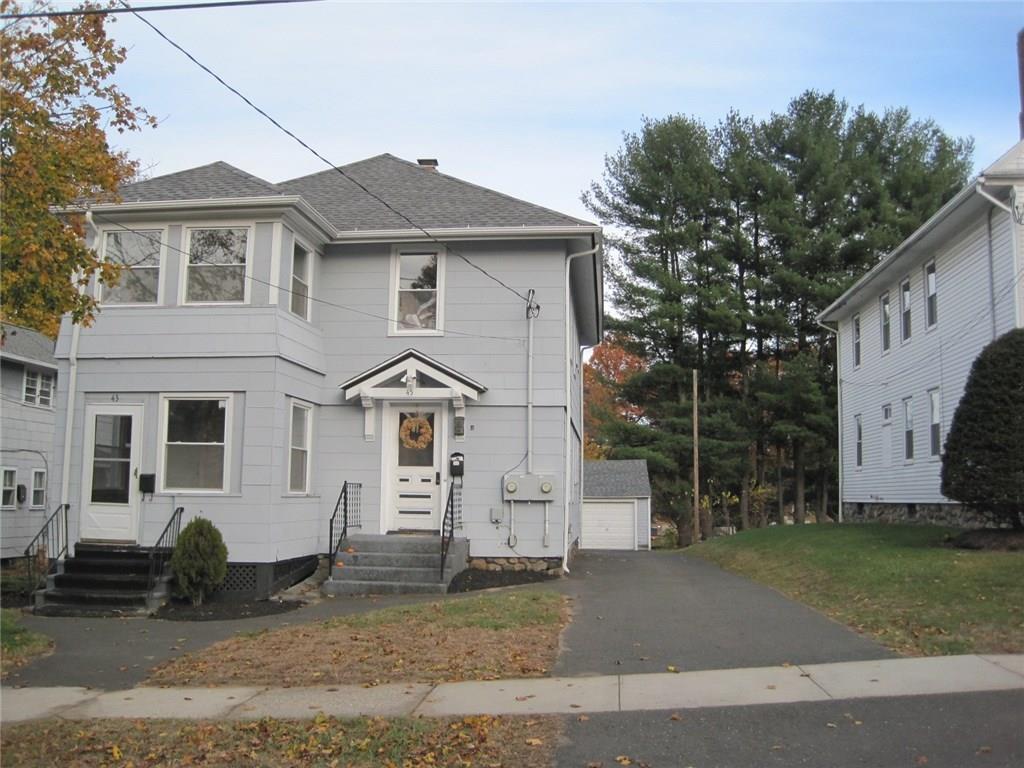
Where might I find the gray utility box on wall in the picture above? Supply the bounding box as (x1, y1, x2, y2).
(501, 473, 557, 502)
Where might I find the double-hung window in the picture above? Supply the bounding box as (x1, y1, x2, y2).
(852, 315, 861, 367)
(900, 279, 912, 342)
(290, 243, 311, 320)
(391, 247, 444, 334)
(880, 293, 891, 352)
(289, 402, 311, 494)
(23, 369, 54, 408)
(1, 469, 15, 508)
(102, 229, 162, 304)
(925, 262, 937, 328)
(903, 397, 914, 461)
(854, 414, 863, 468)
(929, 388, 941, 457)
(162, 396, 231, 491)
(31, 469, 46, 508)
(185, 227, 249, 303)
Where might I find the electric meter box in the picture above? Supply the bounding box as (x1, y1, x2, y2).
(501, 473, 557, 502)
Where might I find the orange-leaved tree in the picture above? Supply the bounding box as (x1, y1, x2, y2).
(583, 336, 645, 458)
(1, 0, 156, 336)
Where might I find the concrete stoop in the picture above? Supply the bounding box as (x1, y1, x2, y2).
(321, 534, 469, 597)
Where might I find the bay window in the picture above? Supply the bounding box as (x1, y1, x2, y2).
(185, 227, 249, 303)
(290, 242, 311, 320)
(289, 402, 311, 493)
(162, 396, 231, 491)
(102, 229, 162, 304)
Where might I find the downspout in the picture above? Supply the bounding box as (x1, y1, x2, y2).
(60, 212, 89, 513)
(976, 182, 1012, 340)
(563, 241, 600, 573)
(817, 319, 842, 523)
(526, 289, 536, 474)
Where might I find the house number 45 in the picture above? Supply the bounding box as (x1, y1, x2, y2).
(110, 394, 119, 402)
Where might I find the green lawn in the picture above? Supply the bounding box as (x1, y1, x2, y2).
(1, 609, 51, 677)
(689, 525, 1024, 656)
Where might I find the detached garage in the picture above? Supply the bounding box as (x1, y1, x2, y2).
(582, 460, 652, 550)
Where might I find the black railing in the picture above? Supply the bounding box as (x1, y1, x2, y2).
(440, 482, 456, 581)
(24, 504, 70, 592)
(147, 507, 184, 596)
(328, 482, 361, 558)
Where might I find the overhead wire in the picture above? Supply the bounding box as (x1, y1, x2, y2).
(2, 0, 322, 20)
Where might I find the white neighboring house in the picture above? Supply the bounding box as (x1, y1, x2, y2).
(0, 323, 58, 558)
(818, 140, 1024, 526)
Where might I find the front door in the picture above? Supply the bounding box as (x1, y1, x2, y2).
(390, 406, 442, 530)
(81, 404, 143, 542)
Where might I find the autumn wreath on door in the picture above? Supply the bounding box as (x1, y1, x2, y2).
(400, 414, 433, 450)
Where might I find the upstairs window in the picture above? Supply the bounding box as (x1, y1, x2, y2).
(23, 369, 54, 408)
(925, 262, 937, 328)
(903, 397, 914, 461)
(880, 293, 891, 352)
(391, 247, 444, 334)
(290, 243, 311, 320)
(102, 230, 162, 304)
(852, 315, 861, 368)
(929, 388, 941, 457)
(185, 227, 249, 304)
(900, 279, 912, 342)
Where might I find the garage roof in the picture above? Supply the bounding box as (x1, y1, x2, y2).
(584, 460, 651, 498)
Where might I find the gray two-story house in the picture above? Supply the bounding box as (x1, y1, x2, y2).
(1, 324, 58, 559)
(45, 155, 602, 603)
(819, 140, 1023, 526)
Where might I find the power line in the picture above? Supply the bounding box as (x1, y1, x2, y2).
(2, 0, 320, 20)
(121, 1, 535, 307)
(87, 211, 527, 344)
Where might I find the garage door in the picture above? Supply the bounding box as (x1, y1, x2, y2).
(582, 500, 635, 550)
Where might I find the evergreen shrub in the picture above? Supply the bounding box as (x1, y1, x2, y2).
(171, 516, 228, 606)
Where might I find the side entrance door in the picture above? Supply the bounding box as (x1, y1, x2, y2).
(81, 403, 143, 542)
(388, 405, 443, 531)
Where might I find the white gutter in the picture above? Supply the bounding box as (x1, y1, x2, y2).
(332, 224, 602, 245)
(562, 241, 601, 573)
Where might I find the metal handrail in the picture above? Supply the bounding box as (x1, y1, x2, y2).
(147, 507, 184, 596)
(440, 482, 456, 581)
(328, 482, 361, 558)
(23, 504, 70, 592)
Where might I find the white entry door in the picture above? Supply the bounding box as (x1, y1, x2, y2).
(389, 406, 443, 531)
(81, 404, 143, 542)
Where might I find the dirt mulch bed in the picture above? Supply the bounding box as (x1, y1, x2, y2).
(0, 714, 560, 767)
(154, 597, 304, 622)
(147, 591, 568, 687)
(448, 567, 560, 593)
(948, 529, 1024, 552)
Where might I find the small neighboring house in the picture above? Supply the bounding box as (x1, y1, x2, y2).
(582, 459, 651, 550)
(818, 140, 1024, 526)
(1, 323, 58, 559)
(42, 154, 602, 607)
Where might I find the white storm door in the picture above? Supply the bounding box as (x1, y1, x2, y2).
(81, 404, 143, 542)
(391, 406, 442, 530)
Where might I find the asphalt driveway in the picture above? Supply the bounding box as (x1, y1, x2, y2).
(552, 550, 893, 677)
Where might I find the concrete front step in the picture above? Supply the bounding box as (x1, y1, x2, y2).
(333, 551, 443, 569)
(322, 579, 449, 596)
(331, 565, 451, 583)
(323, 534, 469, 596)
(343, 534, 447, 555)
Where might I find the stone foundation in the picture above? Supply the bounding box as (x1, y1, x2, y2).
(468, 556, 563, 573)
(843, 502, 1008, 529)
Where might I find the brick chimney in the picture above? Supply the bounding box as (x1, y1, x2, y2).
(417, 158, 439, 171)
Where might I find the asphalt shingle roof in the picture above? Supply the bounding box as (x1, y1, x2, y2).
(584, 460, 652, 499)
(1, 323, 56, 366)
(112, 155, 594, 233)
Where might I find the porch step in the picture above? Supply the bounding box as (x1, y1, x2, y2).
(323, 534, 469, 597)
(53, 572, 150, 591)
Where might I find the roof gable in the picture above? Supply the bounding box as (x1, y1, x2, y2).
(584, 460, 652, 498)
(119, 162, 283, 203)
(340, 348, 487, 399)
(984, 140, 1024, 178)
(279, 154, 595, 233)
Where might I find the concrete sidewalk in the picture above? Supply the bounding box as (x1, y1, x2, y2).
(3, 654, 1022, 724)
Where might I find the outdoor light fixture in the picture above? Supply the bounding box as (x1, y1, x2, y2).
(1011, 186, 1024, 225)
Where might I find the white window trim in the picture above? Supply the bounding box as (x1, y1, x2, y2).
(289, 238, 313, 322)
(852, 314, 861, 369)
(287, 399, 313, 495)
(179, 222, 255, 306)
(1, 467, 16, 509)
(903, 396, 915, 463)
(854, 414, 863, 470)
(22, 368, 54, 409)
(31, 468, 46, 509)
(881, 403, 893, 424)
(388, 244, 446, 337)
(928, 387, 942, 459)
(158, 393, 234, 494)
(924, 260, 938, 330)
(879, 292, 891, 354)
(899, 277, 912, 344)
(96, 224, 169, 306)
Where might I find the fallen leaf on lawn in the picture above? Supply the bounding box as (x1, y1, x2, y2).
(578, 715, 590, 722)
(586, 763, 603, 768)
(915, 757, 929, 766)
(525, 738, 543, 746)
(616, 757, 633, 766)
(669, 713, 682, 721)
(110, 745, 122, 760)
(666, 665, 680, 673)
(977, 746, 992, 754)
(771, 745, 783, 751)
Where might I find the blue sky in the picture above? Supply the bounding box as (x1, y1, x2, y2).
(95, 1, 1022, 222)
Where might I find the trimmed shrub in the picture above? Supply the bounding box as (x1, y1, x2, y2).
(171, 516, 228, 606)
(941, 328, 1024, 529)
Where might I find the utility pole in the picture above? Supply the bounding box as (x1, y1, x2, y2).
(692, 368, 700, 545)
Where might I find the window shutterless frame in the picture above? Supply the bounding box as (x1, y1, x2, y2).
(929, 388, 941, 457)
(903, 397, 914, 462)
(157, 393, 234, 493)
(1, 468, 15, 508)
(852, 315, 861, 368)
(97, 224, 168, 306)
(879, 293, 891, 353)
(22, 368, 54, 408)
(388, 245, 446, 336)
(179, 223, 254, 305)
(854, 414, 863, 468)
(31, 469, 46, 508)
(900, 278, 912, 342)
(924, 261, 938, 328)
(289, 239, 313, 321)
(287, 399, 313, 494)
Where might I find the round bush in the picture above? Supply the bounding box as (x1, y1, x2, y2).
(171, 516, 228, 606)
